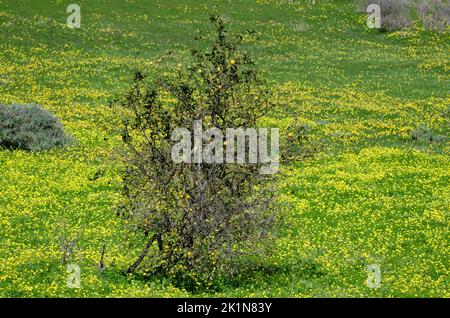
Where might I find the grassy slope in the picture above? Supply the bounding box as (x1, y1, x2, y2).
(0, 0, 448, 297)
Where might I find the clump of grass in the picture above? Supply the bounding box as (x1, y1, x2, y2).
(0, 104, 73, 151)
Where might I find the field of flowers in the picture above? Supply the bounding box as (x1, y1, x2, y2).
(0, 0, 448, 297)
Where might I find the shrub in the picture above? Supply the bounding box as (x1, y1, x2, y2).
(410, 124, 447, 143)
(281, 121, 324, 163)
(357, 0, 450, 31)
(0, 104, 72, 151)
(116, 16, 279, 289)
(357, 0, 413, 30)
(417, 0, 450, 31)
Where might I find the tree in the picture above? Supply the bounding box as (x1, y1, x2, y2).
(116, 15, 278, 288)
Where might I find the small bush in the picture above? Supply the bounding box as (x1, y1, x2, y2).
(358, 0, 413, 30)
(417, 0, 450, 31)
(281, 121, 324, 163)
(357, 0, 450, 31)
(410, 124, 447, 143)
(0, 104, 72, 151)
(380, 0, 414, 30)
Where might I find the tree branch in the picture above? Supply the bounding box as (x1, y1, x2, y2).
(126, 234, 158, 274)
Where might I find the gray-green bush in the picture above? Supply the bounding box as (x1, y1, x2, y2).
(410, 124, 447, 143)
(0, 104, 72, 151)
(417, 0, 450, 31)
(357, 0, 449, 31)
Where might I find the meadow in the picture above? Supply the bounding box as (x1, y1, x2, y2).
(0, 0, 448, 297)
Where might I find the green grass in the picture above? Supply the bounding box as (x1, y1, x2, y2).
(0, 0, 448, 297)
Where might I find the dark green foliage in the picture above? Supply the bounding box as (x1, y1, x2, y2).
(0, 104, 72, 151)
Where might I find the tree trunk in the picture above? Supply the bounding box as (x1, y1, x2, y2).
(126, 234, 157, 274)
